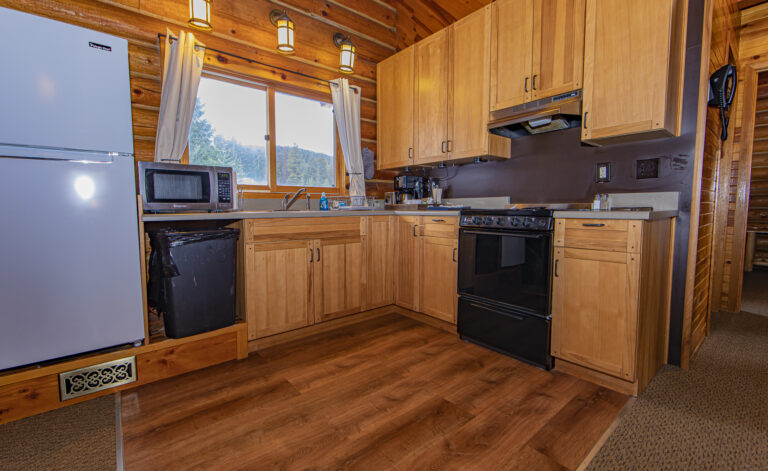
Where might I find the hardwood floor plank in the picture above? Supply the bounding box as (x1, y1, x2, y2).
(121, 313, 628, 470)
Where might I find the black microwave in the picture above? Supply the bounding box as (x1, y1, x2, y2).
(138, 161, 236, 212)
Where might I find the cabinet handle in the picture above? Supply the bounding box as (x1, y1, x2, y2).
(524, 76, 529, 93)
(413, 224, 417, 237)
(532, 74, 537, 90)
(446, 140, 452, 152)
(432, 218, 445, 222)
(554, 259, 559, 277)
(408, 147, 413, 159)
(316, 247, 320, 261)
(583, 111, 588, 129)
(453, 247, 457, 262)
(441, 141, 446, 153)
(582, 223, 605, 227)
(310, 248, 314, 262)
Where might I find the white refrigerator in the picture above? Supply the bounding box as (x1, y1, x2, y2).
(0, 7, 145, 370)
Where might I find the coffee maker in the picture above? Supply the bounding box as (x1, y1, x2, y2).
(394, 175, 428, 204)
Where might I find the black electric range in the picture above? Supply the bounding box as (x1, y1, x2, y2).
(456, 208, 555, 369)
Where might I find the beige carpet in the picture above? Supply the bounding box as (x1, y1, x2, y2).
(741, 270, 768, 317)
(0, 394, 117, 471)
(587, 311, 768, 470)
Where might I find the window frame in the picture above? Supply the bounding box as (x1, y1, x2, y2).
(192, 68, 345, 197)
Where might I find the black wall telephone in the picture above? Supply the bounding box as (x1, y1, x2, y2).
(708, 64, 737, 141)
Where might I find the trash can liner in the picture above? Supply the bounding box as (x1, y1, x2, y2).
(148, 228, 239, 277)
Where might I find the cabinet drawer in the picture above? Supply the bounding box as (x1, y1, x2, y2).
(245, 217, 362, 243)
(554, 219, 641, 253)
(422, 216, 458, 238)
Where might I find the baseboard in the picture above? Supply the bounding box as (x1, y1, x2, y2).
(555, 358, 639, 396)
(392, 306, 458, 333)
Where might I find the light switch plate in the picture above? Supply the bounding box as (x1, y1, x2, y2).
(596, 162, 611, 183)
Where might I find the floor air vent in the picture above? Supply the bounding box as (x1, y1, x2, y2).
(59, 357, 137, 400)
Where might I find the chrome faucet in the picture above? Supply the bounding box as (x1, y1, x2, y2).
(282, 188, 307, 210)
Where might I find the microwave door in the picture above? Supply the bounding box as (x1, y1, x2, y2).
(143, 168, 213, 211)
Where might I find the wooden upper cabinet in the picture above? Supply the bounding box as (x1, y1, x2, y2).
(451, 5, 497, 160)
(531, 0, 586, 100)
(377, 47, 414, 170)
(551, 247, 639, 380)
(581, 0, 687, 145)
(244, 241, 313, 340)
(490, 0, 534, 111)
(395, 216, 420, 311)
(365, 216, 395, 310)
(415, 29, 451, 164)
(313, 236, 364, 323)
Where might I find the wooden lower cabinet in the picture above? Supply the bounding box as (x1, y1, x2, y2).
(244, 241, 314, 340)
(419, 236, 458, 323)
(395, 216, 421, 311)
(551, 218, 673, 395)
(365, 216, 395, 309)
(313, 237, 364, 323)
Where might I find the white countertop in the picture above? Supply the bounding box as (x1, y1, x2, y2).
(552, 209, 678, 220)
(142, 209, 461, 222)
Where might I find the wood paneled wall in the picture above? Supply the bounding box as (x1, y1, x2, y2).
(713, 2, 768, 312)
(3, 0, 401, 195)
(748, 73, 768, 230)
(689, 0, 740, 359)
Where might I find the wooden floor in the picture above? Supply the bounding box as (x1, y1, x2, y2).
(120, 312, 627, 470)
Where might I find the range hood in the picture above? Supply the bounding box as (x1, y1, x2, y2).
(488, 90, 582, 139)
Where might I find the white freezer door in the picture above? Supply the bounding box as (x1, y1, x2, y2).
(0, 7, 133, 158)
(0, 155, 145, 370)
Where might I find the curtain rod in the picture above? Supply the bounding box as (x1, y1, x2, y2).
(159, 33, 359, 93)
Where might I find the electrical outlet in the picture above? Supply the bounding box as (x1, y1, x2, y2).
(596, 162, 611, 183)
(636, 158, 660, 179)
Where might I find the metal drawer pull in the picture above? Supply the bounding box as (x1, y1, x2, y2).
(453, 247, 457, 262)
(413, 225, 417, 237)
(554, 259, 559, 277)
(463, 230, 544, 239)
(582, 223, 605, 227)
(432, 218, 445, 222)
(469, 303, 524, 321)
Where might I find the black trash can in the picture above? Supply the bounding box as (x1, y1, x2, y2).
(147, 228, 239, 338)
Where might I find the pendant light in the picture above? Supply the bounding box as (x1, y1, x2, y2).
(188, 0, 212, 31)
(333, 33, 356, 74)
(270, 10, 295, 54)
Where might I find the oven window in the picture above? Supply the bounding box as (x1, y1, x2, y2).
(458, 230, 551, 315)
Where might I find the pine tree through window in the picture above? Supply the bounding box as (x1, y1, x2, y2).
(190, 75, 339, 192)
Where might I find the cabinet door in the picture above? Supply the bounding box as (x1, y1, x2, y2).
(551, 247, 639, 380)
(365, 216, 394, 310)
(377, 47, 414, 170)
(419, 236, 458, 323)
(414, 29, 450, 164)
(245, 241, 313, 340)
(313, 237, 364, 323)
(490, 0, 534, 111)
(581, 0, 686, 143)
(531, 0, 585, 100)
(395, 217, 420, 311)
(451, 6, 491, 159)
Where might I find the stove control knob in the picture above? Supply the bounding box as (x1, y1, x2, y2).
(472, 216, 482, 225)
(495, 217, 505, 225)
(523, 218, 533, 228)
(484, 216, 494, 225)
(537, 218, 549, 229)
(511, 217, 521, 227)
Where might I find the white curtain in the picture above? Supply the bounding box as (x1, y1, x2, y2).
(329, 78, 365, 201)
(154, 30, 205, 162)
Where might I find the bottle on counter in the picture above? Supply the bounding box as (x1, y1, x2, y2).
(319, 192, 329, 211)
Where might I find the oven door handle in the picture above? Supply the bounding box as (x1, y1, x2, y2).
(462, 230, 546, 239)
(469, 303, 525, 321)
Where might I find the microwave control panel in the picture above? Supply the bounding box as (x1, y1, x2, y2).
(217, 172, 232, 203)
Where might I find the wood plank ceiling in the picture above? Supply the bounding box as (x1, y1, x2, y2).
(385, 0, 493, 49)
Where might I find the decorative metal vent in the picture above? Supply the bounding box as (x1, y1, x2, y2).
(59, 357, 137, 401)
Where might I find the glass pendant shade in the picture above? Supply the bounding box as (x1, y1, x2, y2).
(188, 0, 212, 31)
(272, 11, 295, 54)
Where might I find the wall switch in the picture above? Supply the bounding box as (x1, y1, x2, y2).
(636, 158, 660, 179)
(596, 162, 611, 183)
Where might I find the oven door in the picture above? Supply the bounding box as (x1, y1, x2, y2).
(458, 228, 552, 315)
(141, 167, 214, 211)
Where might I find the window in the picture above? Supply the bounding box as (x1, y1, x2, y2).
(190, 74, 340, 192)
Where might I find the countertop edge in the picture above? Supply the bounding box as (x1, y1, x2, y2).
(551, 210, 678, 220)
(142, 210, 461, 222)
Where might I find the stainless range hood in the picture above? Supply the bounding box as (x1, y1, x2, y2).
(488, 90, 582, 139)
